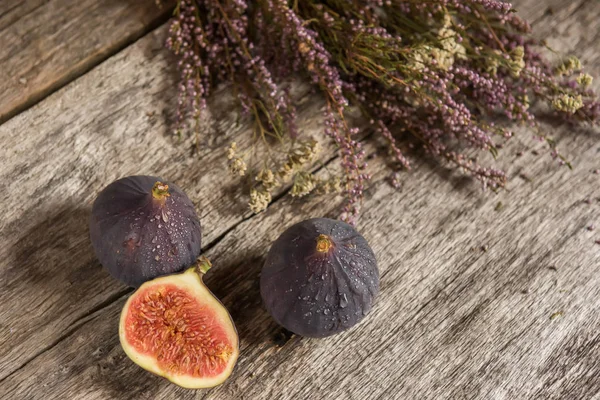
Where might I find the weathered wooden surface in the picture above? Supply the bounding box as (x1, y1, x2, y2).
(0, 0, 173, 124)
(0, 0, 599, 399)
(0, 23, 341, 382)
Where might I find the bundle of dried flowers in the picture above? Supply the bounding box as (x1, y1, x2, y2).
(164, 0, 599, 223)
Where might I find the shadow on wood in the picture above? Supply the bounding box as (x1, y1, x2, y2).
(9, 204, 97, 290)
(204, 250, 275, 346)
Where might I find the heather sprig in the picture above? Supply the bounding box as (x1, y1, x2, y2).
(166, 0, 599, 223)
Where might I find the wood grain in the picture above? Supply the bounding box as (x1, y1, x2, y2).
(0, 0, 173, 124)
(0, 0, 599, 399)
(0, 22, 354, 382)
(2, 109, 599, 399)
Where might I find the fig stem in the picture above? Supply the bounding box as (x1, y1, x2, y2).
(195, 256, 212, 275)
(152, 181, 170, 200)
(316, 234, 333, 253)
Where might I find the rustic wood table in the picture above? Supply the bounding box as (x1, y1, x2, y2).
(1, 1, 599, 399)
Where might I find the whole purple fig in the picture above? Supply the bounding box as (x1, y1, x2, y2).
(260, 218, 379, 337)
(90, 175, 202, 287)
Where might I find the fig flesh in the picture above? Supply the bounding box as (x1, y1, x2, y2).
(260, 218, 379, 337)
(119, 258, 238, 389)
(90, 175, 202, 287)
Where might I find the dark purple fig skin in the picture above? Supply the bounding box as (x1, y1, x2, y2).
(260, 218, 379, 338)
(90, 176, 202, 287)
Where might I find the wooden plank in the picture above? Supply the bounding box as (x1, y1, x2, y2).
(1, 0, 599, 398)
(0, 0, 173, 124)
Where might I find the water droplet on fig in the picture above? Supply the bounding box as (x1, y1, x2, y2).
(162, 210, 169, 223)
(340, 293, 348, 308)
(158, 224, 162, 228)
(151, 236, 158, 244)
(304, 312, 312, 317)
(324, 309, 330, 315)
(325, 294, 331, 302)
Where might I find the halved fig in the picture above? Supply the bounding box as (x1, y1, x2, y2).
(119, 258, 238, 388)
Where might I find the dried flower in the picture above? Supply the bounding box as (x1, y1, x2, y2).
(435, 22, 467, 71)
(390, 173, 402, 189)
(315, 176, 343, 194)
(407, 45, 432, 72)
(485, 52, 501, 77)
(228, 157, 247, 177)
(577, 73, 593, 88)
(291, 171, 316, 198)
(256, 168, 278, 191)
(552, 94, 584, 114)
(556, 56, 582, 75)
(249, 188, 271, 213)
(509, 46, 525, 77)
(328, 177, 343, 193)
(277, 162, 294, 181)
(287, 138, 320, 167)
(226, 142, 237, 160)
